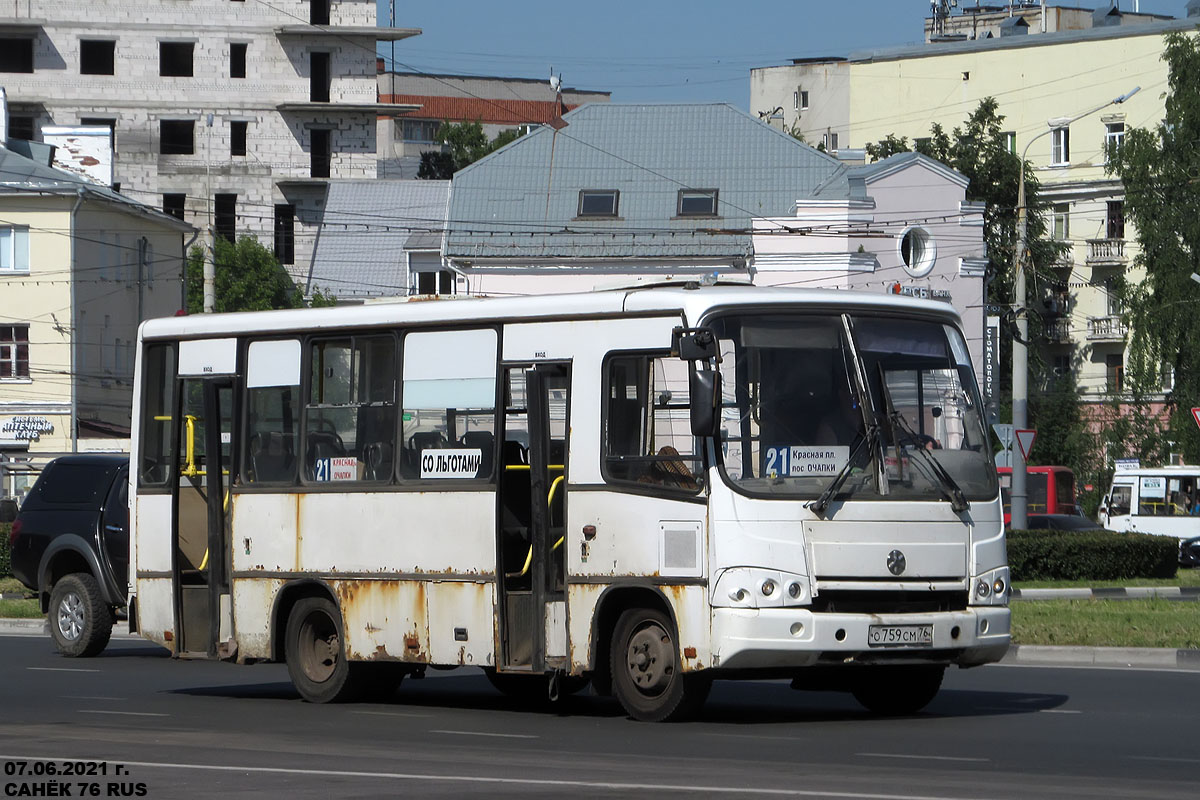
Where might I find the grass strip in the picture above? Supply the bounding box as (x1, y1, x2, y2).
(1015, 570, 1200, 590)
(1011, 597, 1200, 649)
(0, 598, 42, 619)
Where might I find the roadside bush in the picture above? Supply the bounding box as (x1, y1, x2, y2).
(1008, 528, 1178, 581)
(0, 522, 10, 578)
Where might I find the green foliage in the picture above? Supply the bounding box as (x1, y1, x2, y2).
(418, 122, 530, 179)
(186, 237, 305, 314)
(1106, 30, 1200, 463)
(863, 133, 909, 162)
(0, 522, 10, 578)
(1007, 528, 1179, 581)
(308, 286, 338, 308)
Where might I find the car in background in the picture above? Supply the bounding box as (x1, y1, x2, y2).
(1017, 514, 1104, 532)
(8, 455, 129, 656)
(1180, 536, 1200, 568)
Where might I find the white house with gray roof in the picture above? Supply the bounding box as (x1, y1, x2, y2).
(442, 103, 985, 374)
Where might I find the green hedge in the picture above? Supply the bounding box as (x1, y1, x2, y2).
(0, 522, 10, 578)
(1008, 528, 1179, 581)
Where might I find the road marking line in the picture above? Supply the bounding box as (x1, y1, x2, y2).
(63, 696, 125, 701)
(430, 729, 538, 739)
(351, 710, 432, 719)
(77, 711, 168, 717)
(857, 753, 989, 763)
(27, 667, 100, 673)
(702, 733, 801, 741)
(1129, 756, 1200, 764)
(0, 754, 988, 799)
(1037, 709, 1082, 714)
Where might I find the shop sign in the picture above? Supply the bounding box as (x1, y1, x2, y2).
(1, 416, 55, 442)
(891, 283, 952, 302)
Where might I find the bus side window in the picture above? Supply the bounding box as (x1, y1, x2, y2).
(1109, 486, 1131, 516)
(244, 339, 302, 485)
(139, 342, 176, 487)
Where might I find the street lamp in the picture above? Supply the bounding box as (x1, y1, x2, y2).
(1009, 86, 1140, 531)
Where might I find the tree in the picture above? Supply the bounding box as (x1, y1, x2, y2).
(185, 236, 305, 313)
(418, 121, 528, 178)
(1107, 30, 1200, 462)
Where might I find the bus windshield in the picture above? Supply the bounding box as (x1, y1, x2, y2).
(712, 312, 997, 503)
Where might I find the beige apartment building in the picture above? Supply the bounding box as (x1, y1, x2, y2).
(751, 9, 1199, 406)
(0, 144, 192, 501)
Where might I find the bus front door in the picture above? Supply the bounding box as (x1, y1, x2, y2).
(173, 378, 234, 658)
(497, 363, 570, 673)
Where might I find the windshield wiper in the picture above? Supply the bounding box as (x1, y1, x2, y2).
(808, 422, 879, 519)
(889, 412, 970, 513)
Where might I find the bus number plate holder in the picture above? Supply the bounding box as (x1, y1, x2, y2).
(867, 624, 933, 648)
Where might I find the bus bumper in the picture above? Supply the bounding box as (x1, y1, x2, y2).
(711, 606, 1011, 670)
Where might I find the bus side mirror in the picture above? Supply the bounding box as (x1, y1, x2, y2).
(690, 368, 720, 438)
(673, 326, 718, 362)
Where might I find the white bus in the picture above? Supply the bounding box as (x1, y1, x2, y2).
(128, 284, 1009, 721)
(1100, 466, 1200, 539)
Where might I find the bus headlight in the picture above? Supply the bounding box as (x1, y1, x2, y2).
(971, 566, 1010, 606)
(761, 579, 776, 597)
(712, 568, 810, 609)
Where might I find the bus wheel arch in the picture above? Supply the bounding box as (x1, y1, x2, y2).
(588, 584, 677, 698)
(270, 579, 338, 663)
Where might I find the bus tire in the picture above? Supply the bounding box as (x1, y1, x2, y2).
(48, 573, 114, 658)
(285, 597, 360, 703)
(851, 665, 945, 716)
(610, 607, 708, 722)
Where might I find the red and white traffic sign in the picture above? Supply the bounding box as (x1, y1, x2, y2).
(1015, 429, 1037, 461)
(1192, 407, 1200, 431)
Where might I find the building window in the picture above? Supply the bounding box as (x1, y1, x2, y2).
(274, 204, 295, 265)
(578, 190, 619, 217)
(230, 120, 247, 157)
(1052, 203, 1070, 240)
(401, 119, 440, 142)
(794, 89, 809, 111)
(1105, 276, 1123, 317)
(159, 120, 194, 155)
(8, 115, 35, 141)
(310, 52, 331, 102)
(1051, 126, 1070, 165)
(1003, 131, 1016, 154)
(0, 325, 30, 379)
(162, 194, 186, 221)
(1105, 122, 1125, 159)
(79, 40, 115, 75)
(1052, 355, 1072, 382)
(411, 267, 455, 296)
(311, 0, 331, 25)
(310, 128, 331, 178)
(0, 39, 34, 73)
(0, 226, 31, 274)
(159, 42, 194, 77)
(215, 194, 237, 243)
(80, 117, 117, 151)
(822, 132, 839, 151)
(1106, 353, 1124, 394)
(899, 226, 936, 277)
(230, 43, 247, 79)
(1106, 200, 1125, 239)
(677, 189, 718, 217)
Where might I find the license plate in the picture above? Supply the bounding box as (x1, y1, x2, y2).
(867, 624, 934, 648)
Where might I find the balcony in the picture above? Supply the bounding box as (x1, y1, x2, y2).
(1087, 315, 1127, 342)
(1086, 238, 1126, 266)
(1046, 317, 1072, 343)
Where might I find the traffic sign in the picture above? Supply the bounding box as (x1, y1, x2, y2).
(1015, 429, 1037, 461)
(991, 423, 1014, 451)
(1192, 407, 1200, 430)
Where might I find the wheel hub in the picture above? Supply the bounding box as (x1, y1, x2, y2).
(626, 623, 673, 693)
(57, 592, 84, 641)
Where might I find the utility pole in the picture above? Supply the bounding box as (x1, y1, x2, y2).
(1009, 86, 1140, 530)
(204, 112, 216, 313)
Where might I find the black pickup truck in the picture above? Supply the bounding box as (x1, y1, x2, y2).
(9, 455, 129, 656)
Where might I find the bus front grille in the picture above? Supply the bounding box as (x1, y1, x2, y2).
(811, 590, 968, 614)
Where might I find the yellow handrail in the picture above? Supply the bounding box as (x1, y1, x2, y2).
(504, 468, 567, 579)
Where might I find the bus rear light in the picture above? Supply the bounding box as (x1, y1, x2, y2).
(8, 519, 20, 549)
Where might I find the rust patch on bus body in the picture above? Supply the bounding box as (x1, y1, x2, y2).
(335, 578, 429, 663)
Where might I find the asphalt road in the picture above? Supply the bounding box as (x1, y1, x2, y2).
(1, 633, 1197, 800)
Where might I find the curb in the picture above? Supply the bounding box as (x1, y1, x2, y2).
(1011, 587, 1200, 601)
(1002, 644, 1200, 670)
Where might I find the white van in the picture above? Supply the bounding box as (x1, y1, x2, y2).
(1099, 466, 1200, 539)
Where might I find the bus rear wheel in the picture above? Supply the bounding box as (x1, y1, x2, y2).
(286, 597, 362, 703)
(851, 665, 945, 716)
(610, 607, 709, 722)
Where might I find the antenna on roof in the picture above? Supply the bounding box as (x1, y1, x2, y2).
(549, 68, 562, 94)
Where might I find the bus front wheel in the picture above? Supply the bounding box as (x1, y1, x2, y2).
(851, 665, 945, 716)
(286, 597, 361, 703)
(610, 607, 709, 722)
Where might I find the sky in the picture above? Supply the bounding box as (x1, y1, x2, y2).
(376, 0, 1188, 109)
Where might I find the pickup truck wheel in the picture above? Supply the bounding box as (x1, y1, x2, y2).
(48, 573, 114, 658)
